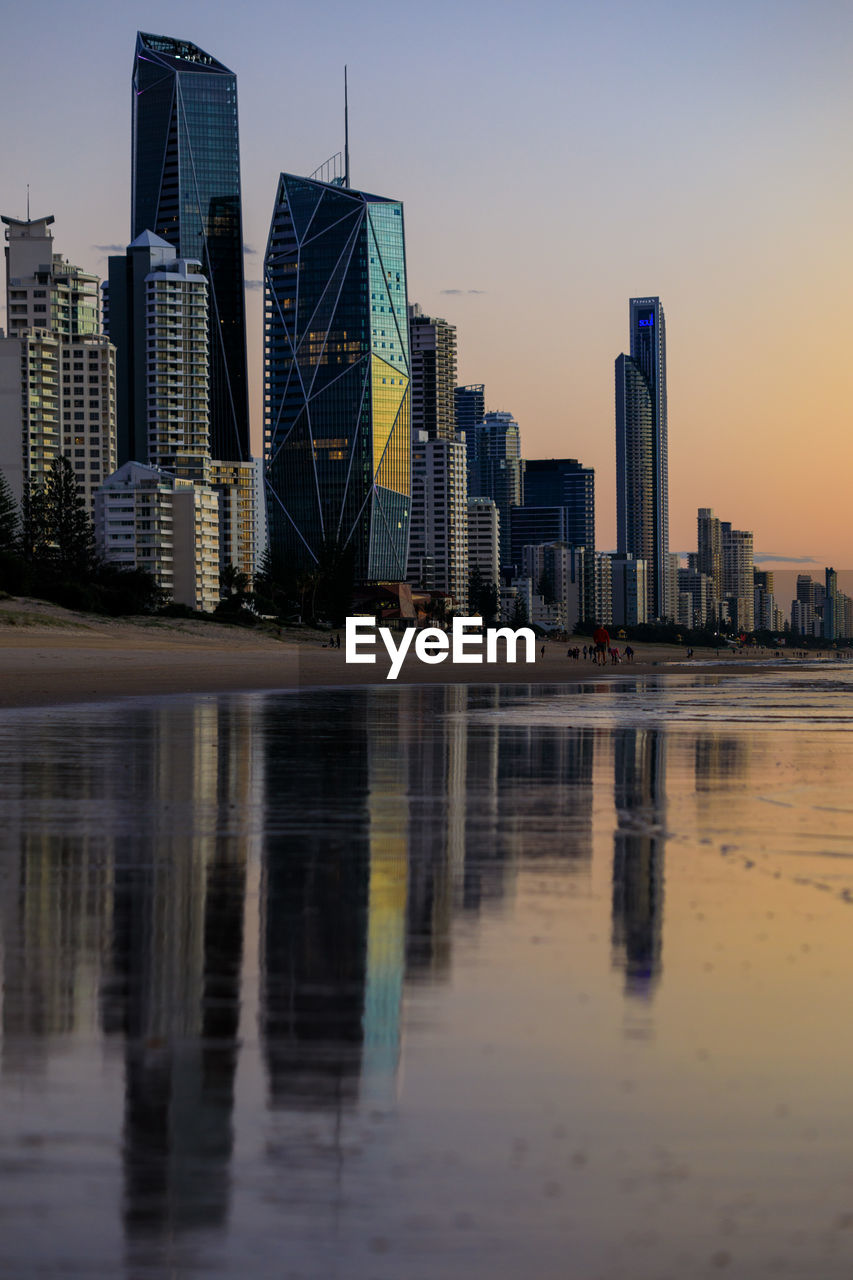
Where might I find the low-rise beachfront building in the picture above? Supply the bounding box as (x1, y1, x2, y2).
(95, 461, 219, 612)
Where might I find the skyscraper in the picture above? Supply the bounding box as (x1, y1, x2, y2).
(521, 457, 595, 618)
(615, 297, 669, 620)
(721, 521, 754, 632)
(466, 410, 522, 570)
(408, 431, 468, 609)
(132, 32, 249, 462)
(697, 507, 722, 610)
(408, 305, 457, 440)
(454, 384, 485, 435)
(264, 174, 411, 584)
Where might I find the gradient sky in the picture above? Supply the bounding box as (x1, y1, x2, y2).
(2, 0, 851, 569)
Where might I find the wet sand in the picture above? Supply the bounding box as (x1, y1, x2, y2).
(0, 595, 822, 710)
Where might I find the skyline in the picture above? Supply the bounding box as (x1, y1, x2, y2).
(1, 0, 852, 566)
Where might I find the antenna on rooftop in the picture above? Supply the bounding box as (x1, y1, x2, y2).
(26, 184, 30, 221)
(344, 66, 350, 188)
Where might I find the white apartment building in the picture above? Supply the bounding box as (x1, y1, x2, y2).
(467, 496, 500, 586)
(593, 552, 613, 627)
(95, 461, 219, 612)
(0, 214, 116, 509)
(144, 258, 210, 481)
(409, 430, 468, 612)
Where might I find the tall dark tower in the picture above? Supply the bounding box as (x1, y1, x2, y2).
(132, 32, 249, 462)
(615, 297, 669, 620)
(264, 174, 411, 584)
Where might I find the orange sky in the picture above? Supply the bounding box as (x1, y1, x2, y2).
(2, 0, 852, 569)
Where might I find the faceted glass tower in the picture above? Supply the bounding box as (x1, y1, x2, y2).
(615, 297, 669, 620)
(132, 32, 249, 462)
(264, 174, 411, 583)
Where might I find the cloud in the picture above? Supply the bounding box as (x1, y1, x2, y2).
(754, 553, 819, 563)
(244, 244, 258, 256)
(245, 279, 264, 291)
(92, 243, 125, 254)
(439, 288, 486, 295)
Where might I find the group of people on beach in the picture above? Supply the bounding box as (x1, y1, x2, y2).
(563, 643, 634, 664)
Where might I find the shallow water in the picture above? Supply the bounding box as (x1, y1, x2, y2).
(1, 674, 853, 1278)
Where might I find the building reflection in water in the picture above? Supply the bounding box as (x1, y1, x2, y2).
(0, 718, 117, 1078)
(261, 693, 373, 1111)
(612, 726, 666, 999)
(694, 733, 750, 791)
(0, 682, 672, 1265)
(98, 701, 258, 1243)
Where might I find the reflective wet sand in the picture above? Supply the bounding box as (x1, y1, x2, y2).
(1, 674, 853, 1278)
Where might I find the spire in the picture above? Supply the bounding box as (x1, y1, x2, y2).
(344, 66, 350, 188)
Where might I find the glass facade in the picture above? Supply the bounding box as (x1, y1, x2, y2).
(615, 297, 668, 620)
(132, 32, 249, 463)
(264, 175, 410, 583)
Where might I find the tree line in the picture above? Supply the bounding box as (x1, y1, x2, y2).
(0, 458, 162, 614)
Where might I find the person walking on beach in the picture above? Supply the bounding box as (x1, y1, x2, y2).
(593, 625, 610, 666)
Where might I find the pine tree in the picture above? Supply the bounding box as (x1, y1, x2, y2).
(469, 564, 485, 615)
(0, 469, 19, 553)
(20, 479, 49, 564)
(43, 456, 95, 577)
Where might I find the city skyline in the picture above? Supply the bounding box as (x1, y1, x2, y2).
(1, 1, 851, 566)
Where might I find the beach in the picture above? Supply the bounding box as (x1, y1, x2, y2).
(0, 595, 814, 709)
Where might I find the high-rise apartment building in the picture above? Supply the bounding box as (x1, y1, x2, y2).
(132, 32, 249, 462)
(454, 384, 485, 435)
(105, 231, 186, 466)
(408, 431, 468, 609)
(697, 508, 722, 611)
(523, 459, 595, 550)
(611, 553, 647, 627)
(144, 257, 210, 481)
(678, 565, 714, 628)
(0, 215, 116, 509)
(465, 410, 522, 571)
(721, 522, 754, 631)
(210, 458, 263, 584)
(264, 173, 411, 584)
(616, 297, 669, 620)
(521, 542, 584, 633)
(593, 551, 613, 627)
(408, 305, 457, 441)
(455, 384, 486, 497)
(105, 233, 262, 583)
(520, 457, 595, 618)
(467, 497, 500, 587)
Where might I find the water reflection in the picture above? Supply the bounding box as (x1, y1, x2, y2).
(4, 681, 852, 1275)
(611, 729, 666, 999)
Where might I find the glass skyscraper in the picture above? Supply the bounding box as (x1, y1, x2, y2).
(132, 32, 249, 462)
(264, 174, 411, 583)
(615, 297, 669, 620)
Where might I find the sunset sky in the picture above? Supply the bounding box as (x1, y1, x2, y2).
(2, 0, 851, 569)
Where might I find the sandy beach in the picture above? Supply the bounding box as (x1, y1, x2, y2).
(0, 596, 824, 710)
